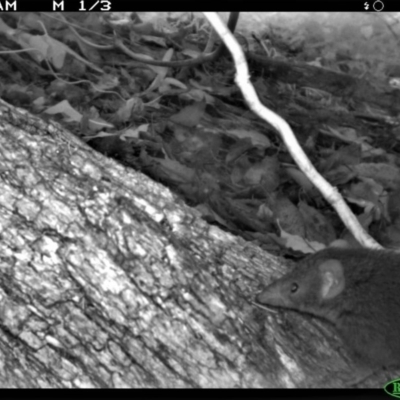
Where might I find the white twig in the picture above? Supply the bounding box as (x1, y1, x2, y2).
(203, 12, 380, 249)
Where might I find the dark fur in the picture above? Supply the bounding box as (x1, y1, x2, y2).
(256, 248, 400, 367)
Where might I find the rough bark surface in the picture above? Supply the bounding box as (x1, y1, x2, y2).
(0, 99, 390, 388)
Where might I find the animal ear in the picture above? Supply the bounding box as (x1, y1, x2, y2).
(318, 259, 345, 300)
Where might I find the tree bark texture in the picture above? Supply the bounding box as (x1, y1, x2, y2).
(0, 99, 389, 388)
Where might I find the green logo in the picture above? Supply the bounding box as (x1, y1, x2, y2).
(384, 379, 400, 398)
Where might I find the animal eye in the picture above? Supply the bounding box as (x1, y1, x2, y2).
(290, 283, 299, 293)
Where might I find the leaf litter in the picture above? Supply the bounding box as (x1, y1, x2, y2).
(1, 11, 400, 255)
